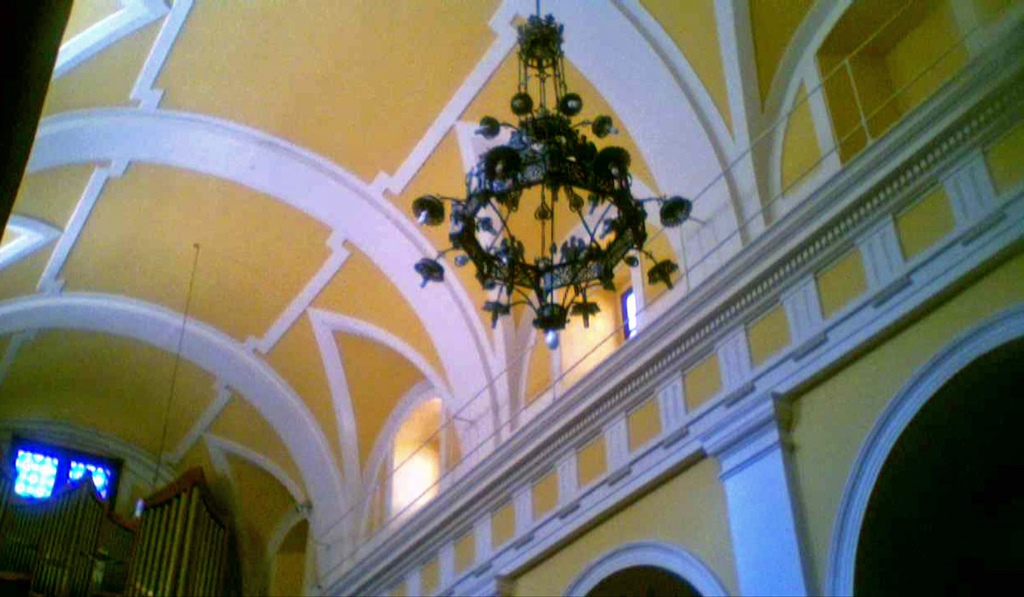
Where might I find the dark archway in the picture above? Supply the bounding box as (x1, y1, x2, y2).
(854, 338, 1024, 594)
(586, 565, 701, 597)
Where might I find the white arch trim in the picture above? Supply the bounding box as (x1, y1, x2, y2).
(54, 0, 169, 80)
(0, 292, 344, 537)
(27, 108, 494, 413)
(205, 433, 306, 505)
(827, 303, 1024, 596)
(0, 215, 60, 273)
(564, 541, 731, 597)
(307, 308, 453, 500)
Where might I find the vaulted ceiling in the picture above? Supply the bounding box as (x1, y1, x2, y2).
(2, 0, 958, 574)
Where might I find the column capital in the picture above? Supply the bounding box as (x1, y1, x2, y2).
(701, 392, 791, 479)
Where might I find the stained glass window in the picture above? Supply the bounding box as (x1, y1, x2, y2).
(9, 439, 120, 502)
(69, 460, 113, 499)
(14, 450, 59, 499)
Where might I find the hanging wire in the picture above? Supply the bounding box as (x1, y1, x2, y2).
(151, 242, 201, 488)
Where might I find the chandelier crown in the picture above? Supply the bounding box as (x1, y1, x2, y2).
(412, 13, 691, 345)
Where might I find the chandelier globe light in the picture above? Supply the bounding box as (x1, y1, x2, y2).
(412, 11, 691, 350)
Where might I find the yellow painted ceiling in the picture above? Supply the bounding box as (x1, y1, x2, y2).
(208, 394, 305, 500)
(158, 0, 502, 182)
(13, 164, 97, 230)
(0, 248, 53, 303)
(750, 0, 814, 105)
(42, 22, 160, 117)
(0, 330, 215, 455)
(336, 333, 425, 470)
(641, 0, 732, 132)
(62, 163, 332, 341)
(266, 315, 346, 473)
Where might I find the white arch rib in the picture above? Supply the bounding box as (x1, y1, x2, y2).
(0, 293, 342, 544)
(26, 108, 495, 417)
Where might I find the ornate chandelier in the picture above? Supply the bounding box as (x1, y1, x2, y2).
(412, 13, 691, 349)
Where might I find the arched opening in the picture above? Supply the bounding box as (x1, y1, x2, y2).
(586, 565, 701, 597)
(854, 338, 1024, 594)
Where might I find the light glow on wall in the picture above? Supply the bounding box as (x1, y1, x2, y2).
(623, 288, 638, 339)
(391, 451, 440, 514)
(14, 450, 59, 499)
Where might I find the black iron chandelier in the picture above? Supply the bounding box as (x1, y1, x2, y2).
(412, 12, 691, 349)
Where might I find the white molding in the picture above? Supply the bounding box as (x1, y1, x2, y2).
(0, 292, 344, 558)
(716, 327, 752, 392)
(130, 0, 194, 110)
(603, 415, 630, 473)
(563, 541, 730, 597)
(943, 151, 997, 228)
(613, 0, 735, 155)
(37, 165, 117, 294)
(556, 453, 579, 509)
(28, 107, 495, 435)
(512, 486, 532, 537)
(856, 218, 904, 290)
(205, 432, 306, 504)
(370, 2, 521, 195)
(656, 378, 686, 431)
(0, 215, 61, 273)
(168, 382, 232, 463)
(702, 397, 811, 596)
(474, 515, 493, 565)
(267, 504, 313, 595)
(781, 277, 824, 346)
(405, 568, 422, 597)
(54, 0, 169, 80)
(247, 233, 350, 354)
(826, 303, 1024, 596)
(308, 307, 455, 504)
(439, 542, 456, 592)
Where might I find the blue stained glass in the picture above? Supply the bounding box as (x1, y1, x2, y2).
(14, 450, 58, 499)
(70, 460, 113, 499)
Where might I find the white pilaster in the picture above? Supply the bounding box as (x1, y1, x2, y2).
(513, 487, 532, 536)
(604, 415, 630, 472)
(782, 277, 825, 346)
(556, 454, 578, 508)
(439, 542, 455, 592)
(406, 569, 422, 597)
(703, 396, 811, 596)
(944, 151, 997, 227)
(473, 516, 492, 565)
(716, 328, 753, 392)
(856, 218, 904, 290)
(657, 378, 686, 431)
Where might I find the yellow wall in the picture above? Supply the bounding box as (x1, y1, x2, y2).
(627, 397, 662, 452)
(525, 334, 552, 406)
(895, 185, 956, 260)
(790, 250, 1024, 588)
(455, 529, 476, 575)
(748, 303, 792, 367)
(491, 500, 516, 550)
(512, 458, 738, 596)
(532, 469, 559, 520)
(816, 249, 867, 320)
(576, 436, 608, 488)
(421, 557, 440, 595)
(270, 520, 308, 597)
(684, 352, 722, 411)
(985, 122, 1024, 195)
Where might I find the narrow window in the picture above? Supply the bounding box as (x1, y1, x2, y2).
(622, 287, 638, 339)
